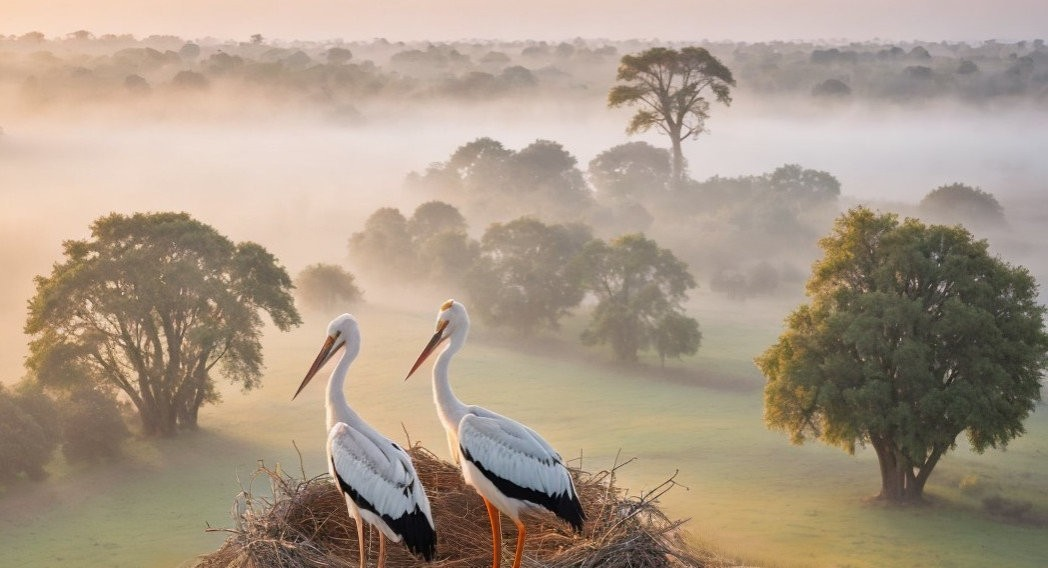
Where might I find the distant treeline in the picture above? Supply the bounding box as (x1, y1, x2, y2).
(396, 137, 846, 302)
(1, 32, 1045, 113)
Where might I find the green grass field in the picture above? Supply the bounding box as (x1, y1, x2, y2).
(1, 297, 1046, 567)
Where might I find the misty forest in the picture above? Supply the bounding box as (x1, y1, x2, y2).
(2, 30, 1048, 568)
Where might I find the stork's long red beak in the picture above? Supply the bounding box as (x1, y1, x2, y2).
(405, 320, 449, 380)
(293, 333, 339, 400)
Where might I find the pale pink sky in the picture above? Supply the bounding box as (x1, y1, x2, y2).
(1, 0, 1045, 42)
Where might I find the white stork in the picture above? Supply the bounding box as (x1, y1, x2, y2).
(405, 300, 584, 568)
(294, 314, 436, 568)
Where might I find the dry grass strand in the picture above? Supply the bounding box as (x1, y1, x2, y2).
(197, 445, 743, 568)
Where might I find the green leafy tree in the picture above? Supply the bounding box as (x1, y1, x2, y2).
(417, 230, 479, 286)
(580, 234, 699, 362)
(756, 208, 1048, 503)
(408, 201, 468, 242)
(411, 138, 592, 222)
(508, 139, 589, 203)
(294, 263, 363, 314)
(348, 207, 414, 276)
(409, 201, 477, 285)
(766, 164, 841, 204)
(652, 311, 702, 367)
(445, 137, 514, 193)
(466, 218, 591, 333)
(588, 141, 672, 203)
(25, 212, 301, 437)
(608, 47, 735, 184)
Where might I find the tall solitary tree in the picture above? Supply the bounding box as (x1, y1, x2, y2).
(25, 212, 301, 436)
(756, 208, 1048, 503)
(608, 47, 735, 185)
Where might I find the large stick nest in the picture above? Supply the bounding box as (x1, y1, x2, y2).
(197, 445, 741, 568)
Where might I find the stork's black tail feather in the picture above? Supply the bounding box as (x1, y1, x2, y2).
(463, 447, 586, 533)
(554, 489, 585, 533)
(385, 506, 437, 561)
(333, 462, 438, 561)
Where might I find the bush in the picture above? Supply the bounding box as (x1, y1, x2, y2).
(0, 384, 59, 481)
(294, 264, 364, 314)
(58, 386, 129, 463)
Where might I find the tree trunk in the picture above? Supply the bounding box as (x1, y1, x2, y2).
(139, 405, 160, 437)
(177, 390, 203, 430)
(670, 135, 685, 188)
(871, 436, 925, 503)
(158, 401, 178, 437)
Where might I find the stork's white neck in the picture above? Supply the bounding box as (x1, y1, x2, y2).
(433, 327, 469, 433)
(326, 344, 361, 432)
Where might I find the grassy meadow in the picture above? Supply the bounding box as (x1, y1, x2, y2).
(1, 293, 1046, 568)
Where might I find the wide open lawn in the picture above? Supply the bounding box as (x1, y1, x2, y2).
(1, 298, 1045, 567)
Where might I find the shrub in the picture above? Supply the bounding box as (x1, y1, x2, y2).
(58, 386, 129, 463)
(294, 264, 363, 314)
(0, 384, 59, 481)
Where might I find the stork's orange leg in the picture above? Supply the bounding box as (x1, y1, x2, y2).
(511, 519, 527, 568)
(483, 497, 503, 568)
(355, 517, 366, 568)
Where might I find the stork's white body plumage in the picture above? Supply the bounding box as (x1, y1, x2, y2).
(295, 314, 436, 568)
(407, 300, 583, 568)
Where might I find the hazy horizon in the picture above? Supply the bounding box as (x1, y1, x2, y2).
(3, 0, 1047, 43)
(2, 14, 1047, 567)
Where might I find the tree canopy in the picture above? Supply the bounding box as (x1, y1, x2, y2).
(294, 263, 363, 314)
(756, 207, 1048, 502)
(25, 212, 301, 436)
(411, 137, 593, 223)
(587, 141, 672, 203)
(408, 200, 468, 242)
(465, 217, 591, 333)
(608, 46, 735, 184)
(348, 207, 415, 276)
(349, 202, 477, 287)
(918, 182, 1005, 229)
(579, 233, 699, 362)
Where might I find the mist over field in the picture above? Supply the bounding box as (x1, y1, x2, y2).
(4, 100, 1048, 380)
(2, 30, 1047, 568)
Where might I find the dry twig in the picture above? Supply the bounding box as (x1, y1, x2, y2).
(197, 445, 742, 568)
